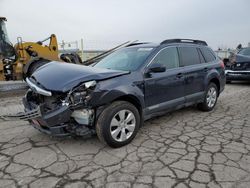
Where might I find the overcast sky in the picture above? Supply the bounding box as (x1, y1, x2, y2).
(1, 0, 250, 50)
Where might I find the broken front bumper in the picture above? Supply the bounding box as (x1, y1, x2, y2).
(3, 103, 72, 136)
(22, 97, 74, 136)
(225, 70, 250, 81)
(23, 96, 95, 137)
(23, 97, 72, 126)
(3, 88, 96, 137)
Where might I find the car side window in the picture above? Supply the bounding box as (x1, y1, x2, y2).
(179, 47, 200, 66)
(200, 47, 216, 62)
(197, 48, 206, 63)
(151, 47, 179, 69)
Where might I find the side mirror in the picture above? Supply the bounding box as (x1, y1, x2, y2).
(148, 63, 166, 73)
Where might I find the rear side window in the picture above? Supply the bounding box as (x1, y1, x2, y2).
(151, 47, 179, 69)
(200, 47, 216, 62)
(179, 47, 200, 66)
(197, 49, 206, 63)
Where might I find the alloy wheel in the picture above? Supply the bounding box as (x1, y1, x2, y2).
(206, 87, 217, 108)
(110, 109, 136, 142)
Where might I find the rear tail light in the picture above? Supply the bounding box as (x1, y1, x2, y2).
(220, 60, 225, 69)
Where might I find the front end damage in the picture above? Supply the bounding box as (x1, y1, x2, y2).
(19, 78, 98, 137)
(3, 62, 129, 137)
(225, 53, 250, 81)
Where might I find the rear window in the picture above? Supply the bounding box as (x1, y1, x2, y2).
(200, 47, 216, 62)
(179, 47, 200, 66)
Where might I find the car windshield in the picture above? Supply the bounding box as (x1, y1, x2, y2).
(238, 48, 250, 56)
(94, 47, 153, 71)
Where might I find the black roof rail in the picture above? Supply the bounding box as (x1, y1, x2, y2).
(160, 39, 207, 46)
(125, 42, 149, 47)
(0, 17, 7, 21)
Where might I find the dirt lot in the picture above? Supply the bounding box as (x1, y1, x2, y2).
(0, 83, 250, 188)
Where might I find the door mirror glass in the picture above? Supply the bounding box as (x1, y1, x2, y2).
(148, 63, 166, 73)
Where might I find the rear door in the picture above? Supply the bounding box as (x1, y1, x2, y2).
(178, 46, 206, 103)
(144, 47, 185, 114)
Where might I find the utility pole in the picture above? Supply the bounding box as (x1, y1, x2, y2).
(61, 40, 65, 50)
(81, 38, 84, 60)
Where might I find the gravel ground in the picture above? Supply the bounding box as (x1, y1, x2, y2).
(0, 83, 250, 188)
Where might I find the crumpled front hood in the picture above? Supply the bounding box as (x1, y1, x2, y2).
(30, 62, 129, 92)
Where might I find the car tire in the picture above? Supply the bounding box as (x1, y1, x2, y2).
(198, 83, 218, 112)
(96, 101, 140, 148)
(26, 59, 50, 77)
(226, 80, 231, 84)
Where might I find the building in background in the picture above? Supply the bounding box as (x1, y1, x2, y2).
(59, 40, 105, 61)
(59, 48, 104, 62)
(59, 39, 109, 61)
(79, 50, 104, 61)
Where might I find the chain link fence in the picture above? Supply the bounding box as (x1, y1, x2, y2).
(58, 39, 125, 61)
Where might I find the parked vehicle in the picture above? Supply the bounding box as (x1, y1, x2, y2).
(225, 47, 250, 83)
(14, 39, 226, 147)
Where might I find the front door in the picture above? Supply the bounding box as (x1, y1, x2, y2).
(144, 47, 185, 114)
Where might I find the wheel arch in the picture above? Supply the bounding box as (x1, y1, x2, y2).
(95, 93, 144, 127)
(205, 69, 221, 96)
(209, 77, 220, 96)
(114, 95, 142, 114)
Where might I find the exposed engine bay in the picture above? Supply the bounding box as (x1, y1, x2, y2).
(21, 79, 97, 137)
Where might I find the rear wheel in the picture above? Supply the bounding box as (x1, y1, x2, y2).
(60, 53, 82, 64)
(96, 101, 140, 148)
(26, 59, 50, 77)
(198, 83, 218, 111)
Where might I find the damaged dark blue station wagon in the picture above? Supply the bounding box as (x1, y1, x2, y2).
(22, 39, 226, 147)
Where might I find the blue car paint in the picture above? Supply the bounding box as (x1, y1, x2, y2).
(29, 43, 226, 123)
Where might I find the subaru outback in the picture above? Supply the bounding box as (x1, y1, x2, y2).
(17, 39, 226, 148)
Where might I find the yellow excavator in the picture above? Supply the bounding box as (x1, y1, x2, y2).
(0, 17, 82, 81)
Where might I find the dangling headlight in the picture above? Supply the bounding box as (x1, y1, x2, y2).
(69, 80, 97, 105)
(85, 80, 96, 88)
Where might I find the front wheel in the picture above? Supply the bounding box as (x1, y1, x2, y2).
(198, 83, 218, 111)
(96, 101, 140, 148)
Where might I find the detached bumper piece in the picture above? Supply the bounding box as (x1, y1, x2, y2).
(3, 107, 41, 121)
(30, 117, 95, 137)
(225, 70, 250, 81)
(31, 123, 71, 137)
